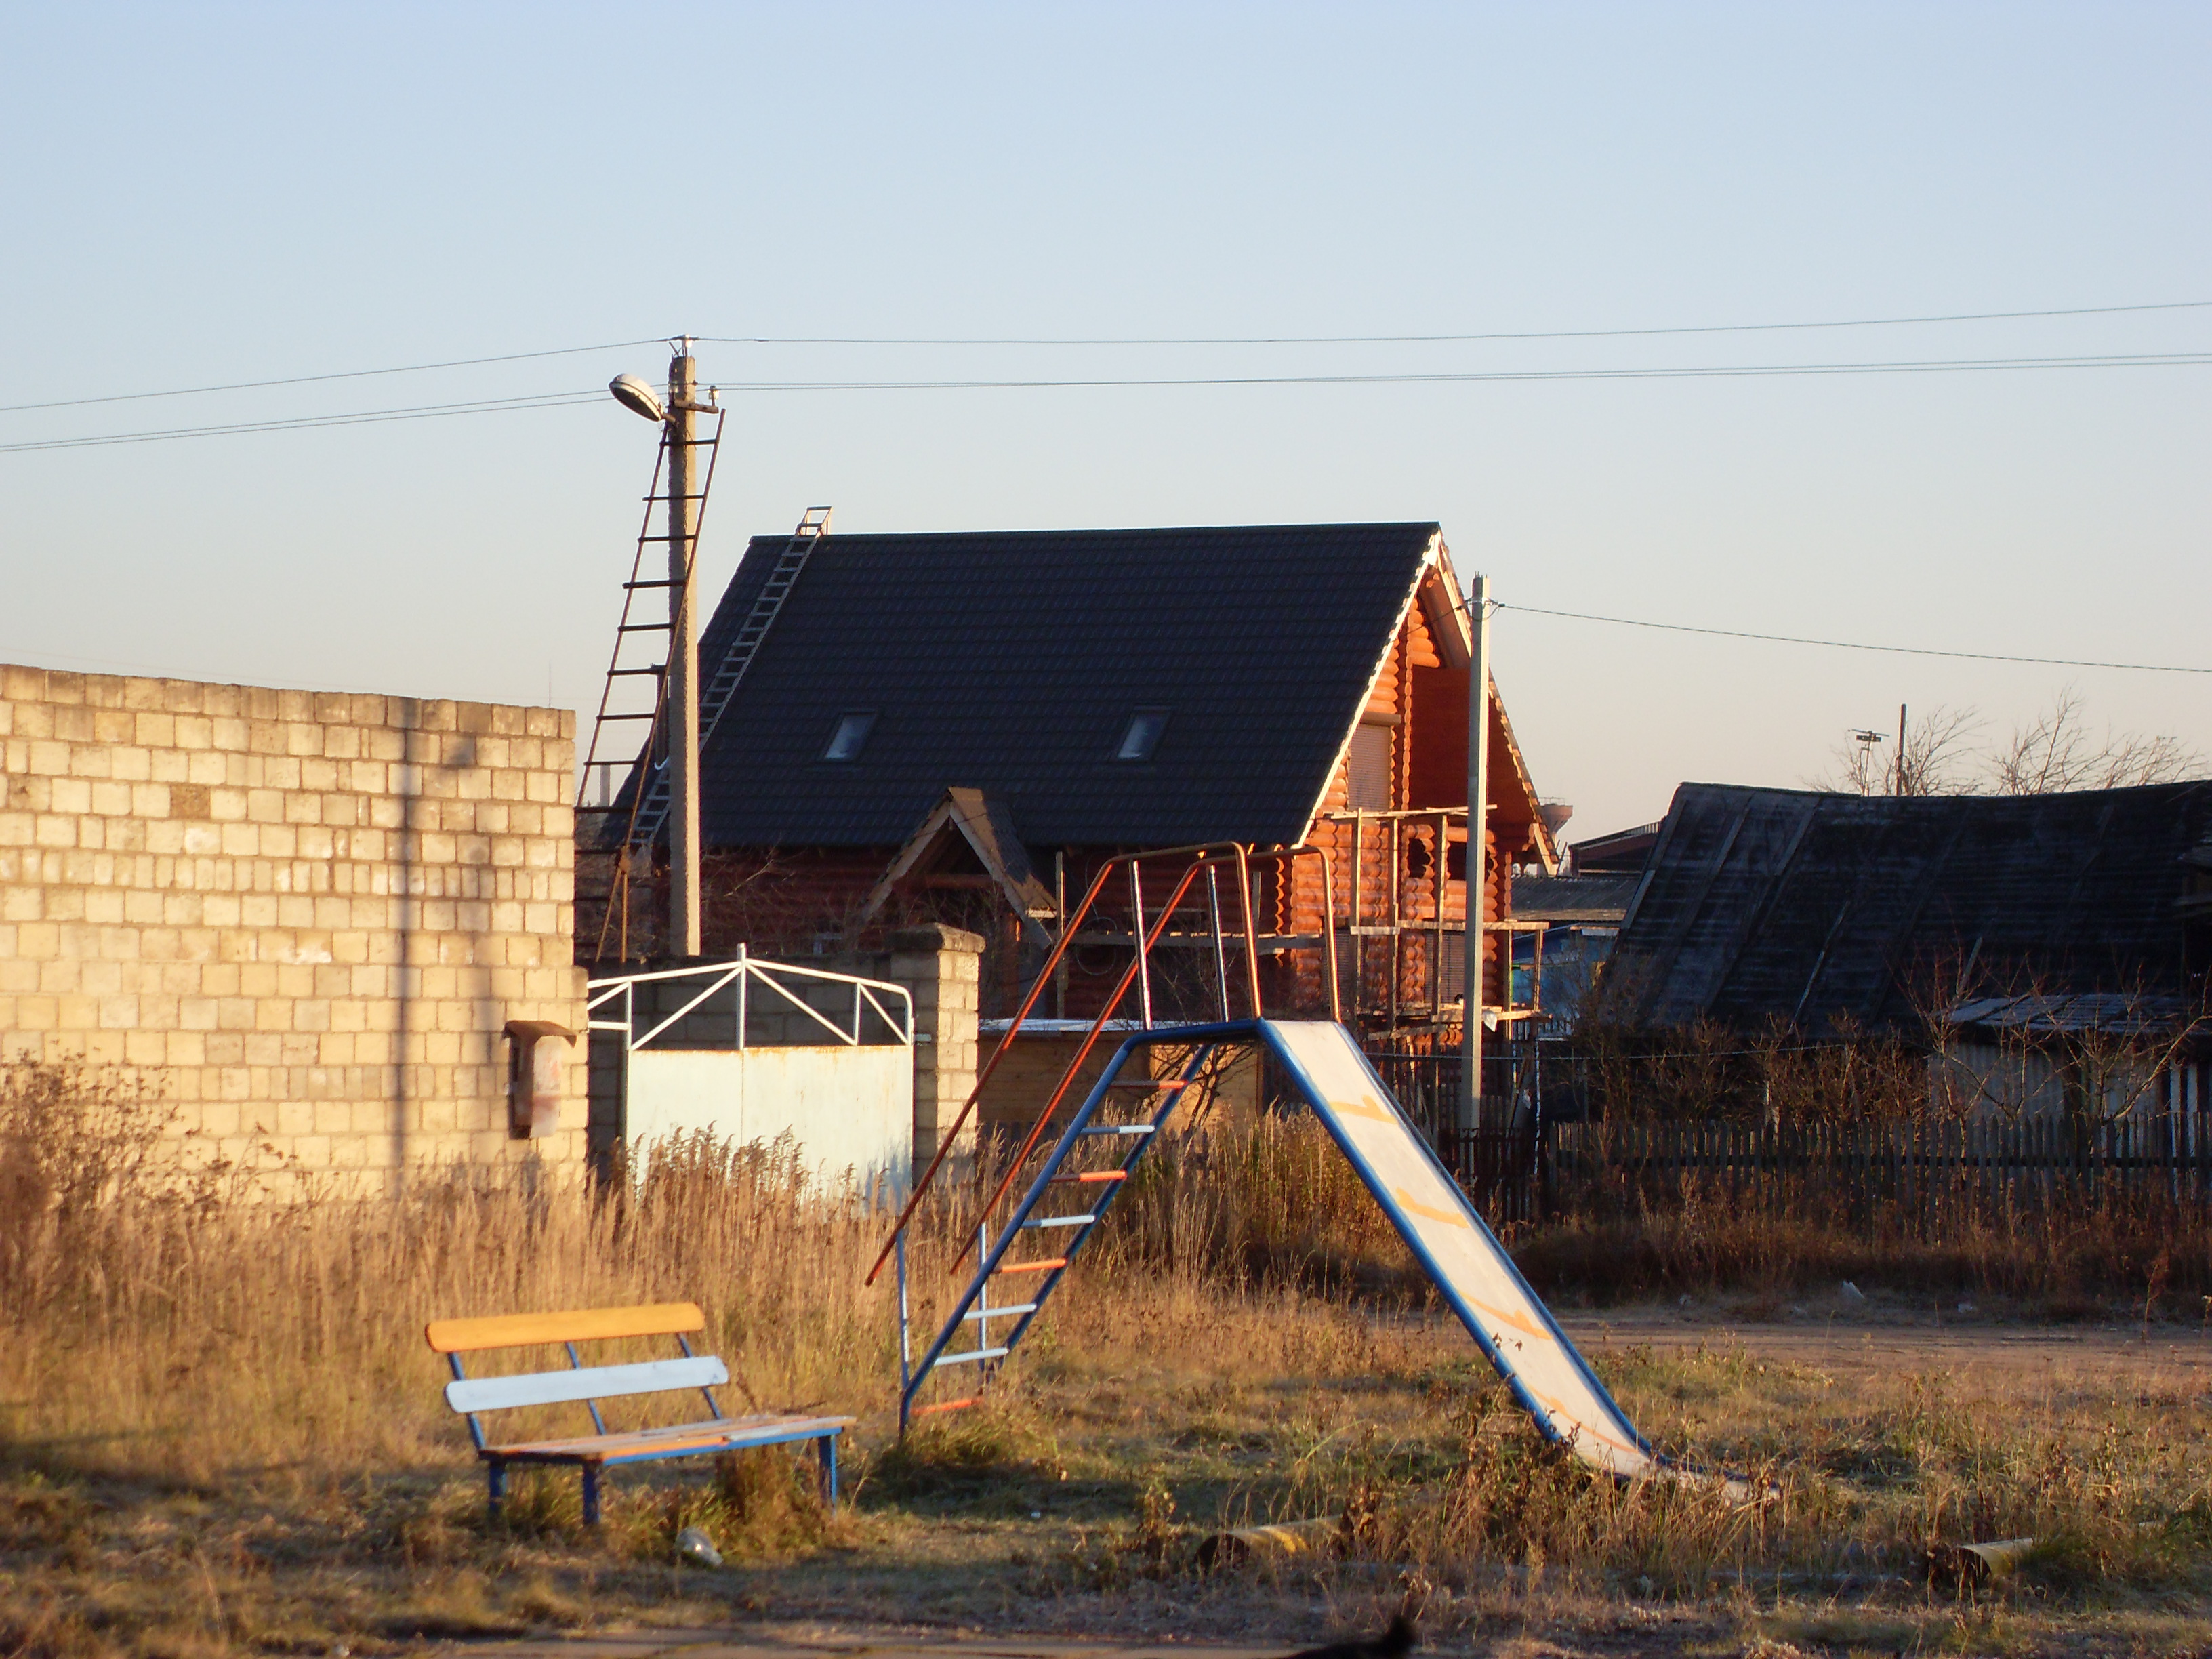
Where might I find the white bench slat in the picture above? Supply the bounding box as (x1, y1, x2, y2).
(445, 1355, 729, 1415)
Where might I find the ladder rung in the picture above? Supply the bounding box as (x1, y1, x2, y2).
(962, 1303, 1039, 1321)
(932, 1347, 1009, 1368)
(623, 579, 676, 590)
(1023, 1214, 1095, 1229)
(1050, 1171, 1126, 1184)
(994, 1257, 1069, 1275)
(590, 712, 656, 720)
(1078, 1125, 1155, 1136)
(912, 1397, 976, 1417)
(608, 667, 665, 677)
(616, 623, 670, 633)
(1107, 1078, 1189, 1089)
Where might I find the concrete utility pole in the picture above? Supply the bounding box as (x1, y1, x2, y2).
(666, 344, 703, 958)
(1460, 572, 1491, 1134)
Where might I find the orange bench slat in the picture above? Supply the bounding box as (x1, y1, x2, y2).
(424, 1301, 705, 1354)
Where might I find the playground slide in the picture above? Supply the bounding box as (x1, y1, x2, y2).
(1261, 1021, 1656, 1480)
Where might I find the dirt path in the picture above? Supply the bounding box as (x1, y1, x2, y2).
(1556, 1303, 2212, 1389)
(476, 1628, 1292, 1659)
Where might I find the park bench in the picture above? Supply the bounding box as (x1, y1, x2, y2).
(425, 1300, 853, 1524)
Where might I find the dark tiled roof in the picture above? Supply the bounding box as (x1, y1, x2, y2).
(1603, 781, 2212, 1034)
(689, 523, 1440, 848)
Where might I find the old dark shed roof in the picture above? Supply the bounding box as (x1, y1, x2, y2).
(686, 523, 1442, 848)
(1603, 781, 2212, 1034)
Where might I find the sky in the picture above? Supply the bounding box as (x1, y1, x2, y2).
(1, 3, 2205, 840)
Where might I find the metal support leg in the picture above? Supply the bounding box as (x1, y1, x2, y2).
(486, 1460, 506, 1522)
(581, 1465, 601, 1525)
(895, 1231, 912, 1439)
(817, 1435, 840, 1508)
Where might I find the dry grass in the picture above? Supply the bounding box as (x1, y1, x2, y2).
(6, 1061, 2212, 1657)
(1515, 1183, 2212, 1314)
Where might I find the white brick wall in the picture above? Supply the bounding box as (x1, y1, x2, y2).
(0, 665, 588, 1189)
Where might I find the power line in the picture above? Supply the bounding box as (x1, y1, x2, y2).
(706, 350, 2211, 392)
(0, 338, 661, 417)
(10, 296, 2200, 421)
(0, 389, 604, 455)
(1494, 602, 2212, 676)
(703, 298, 2212, 348)
(7, 348, 2208, 457)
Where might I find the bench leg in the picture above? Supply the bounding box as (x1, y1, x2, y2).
(817, 1435, 838, 1509)
(487, 1460, 506, 1523)
(581, 1465, 602, 1526)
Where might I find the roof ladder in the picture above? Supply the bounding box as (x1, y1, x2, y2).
(623, 505, 832, 849)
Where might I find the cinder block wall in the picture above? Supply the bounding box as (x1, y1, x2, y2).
(0, 665, 588, 1189)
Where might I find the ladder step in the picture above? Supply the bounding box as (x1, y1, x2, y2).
(589, 711, 657, 720)
(962, 1303, 1039, 1321)
(622, 580, 676, 590)
(994, 1257, 1069, 1275)
(1107, 1078, 1189, 1089)
(1078, 1124, 1156, 1136)
(932, 1347, 1010, 1368)
(912, 1397, 977, 1417)
(616, 623, 670, 633)
(609, 667, 665, 677)
(1050, 1171, 1126, 1184)
(1023, 1214, 1096, 1229)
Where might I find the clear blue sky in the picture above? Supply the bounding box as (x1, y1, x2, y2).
(2, 3, 2205, 838)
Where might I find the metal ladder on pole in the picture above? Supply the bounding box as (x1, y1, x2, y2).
(574, 407, 728, 959)
(623, 506, 832, 851)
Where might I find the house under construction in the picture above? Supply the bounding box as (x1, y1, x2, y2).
(579, 518, 1556, 1055)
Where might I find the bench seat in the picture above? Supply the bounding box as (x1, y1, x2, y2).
(488, 1411, 855, 1468)
(426, 1300, 853, 1525)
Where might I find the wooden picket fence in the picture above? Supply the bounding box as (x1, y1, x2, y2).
(1548, 1113, 2212, 1233)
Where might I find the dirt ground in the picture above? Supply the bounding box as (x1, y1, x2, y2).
(439, 1305, 2212, 1659)
(13, 1301, 2212, 1659)
(1556, 1298, 2212, 1389)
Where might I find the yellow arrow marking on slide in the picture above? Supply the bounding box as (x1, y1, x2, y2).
(1330, 1093, 1395, 1123)
(1390, 1187, 1556, 1343)
(1525, 1387, 1648, 1462)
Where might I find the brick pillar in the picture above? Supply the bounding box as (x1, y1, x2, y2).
(884, 924, 984, 1174)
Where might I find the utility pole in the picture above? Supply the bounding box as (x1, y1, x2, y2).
(1460, 572, 1491, 1134)
(665, 343, 703, 958)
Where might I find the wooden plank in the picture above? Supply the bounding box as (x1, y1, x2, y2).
(444, 1355, 727, 1414)
(425, 1302, 704, 1354)
(489, 1412, 855, 1462)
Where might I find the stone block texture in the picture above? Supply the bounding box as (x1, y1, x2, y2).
(0, 665, 588, 1189)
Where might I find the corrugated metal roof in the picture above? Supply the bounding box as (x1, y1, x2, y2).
(1511, 874, 1639, 924)
(1605, 781, 2212, 1034)
(684, 522, 1441, 848)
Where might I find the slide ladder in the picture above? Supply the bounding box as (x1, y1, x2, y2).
(871, 842, 1668, 1486)
(897, 1038, 1219, 1431)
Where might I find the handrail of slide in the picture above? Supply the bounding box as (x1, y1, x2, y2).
(863, 842, 1338, 1286)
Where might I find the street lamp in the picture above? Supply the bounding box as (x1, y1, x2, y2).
(609, 374, 667, 424)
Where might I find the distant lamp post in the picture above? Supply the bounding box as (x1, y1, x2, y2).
(1850, 729, 1886, 796)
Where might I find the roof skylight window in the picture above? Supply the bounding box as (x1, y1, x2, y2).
(1115, 709, 1169, 762)
(822, 712, 877, 762)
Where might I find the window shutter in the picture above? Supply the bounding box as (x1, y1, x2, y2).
(1348, 724, 1391, 810)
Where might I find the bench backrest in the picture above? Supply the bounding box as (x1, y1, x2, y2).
(426, 1302, 726, 1437)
